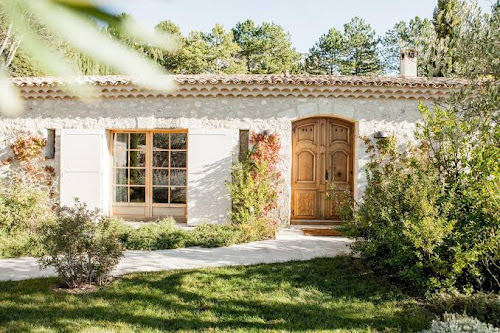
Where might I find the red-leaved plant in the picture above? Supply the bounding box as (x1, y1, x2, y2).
(227, 131, 282, 241)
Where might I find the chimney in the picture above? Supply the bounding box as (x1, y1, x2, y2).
(400, 49, 417, 77)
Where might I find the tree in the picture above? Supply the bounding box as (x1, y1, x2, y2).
(0, 23, 21, 71)
(381, 17, 436, 75)
(305, 28, 344, 75)
(340, 17, 381, 76)
(433, 0, 462, 39)
(427, 0, 495, 78)
(0, 0, 178, 116)
(154, 20, 182, 72)
(178, 24, 244, 74)
(232, 20, 300, 74)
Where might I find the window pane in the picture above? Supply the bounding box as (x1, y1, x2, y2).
(130, 133, 146, 149)
(153, 187, 169, 203)
(170, 187, 186, 204)
(114, 150, 128, 167)
(130, 151, 146, 167)
(153, 151, 169, 167)
(171, 151, 187, 168)
(130, 169, 146, 185)
(153, 133, 169, 150)
(153, 169, 169, 185)
(130, 187, 145, 202)
(170, 133, 187, 149)
(114, 168, 128, 185)
(170, 170, 186, 186)
(114, 133, 128, 150)
(114, 186, 127, 202)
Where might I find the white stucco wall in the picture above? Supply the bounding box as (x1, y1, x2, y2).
(0, 96, 427, 225)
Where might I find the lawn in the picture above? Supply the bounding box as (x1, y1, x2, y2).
(0, 256, 432, 332)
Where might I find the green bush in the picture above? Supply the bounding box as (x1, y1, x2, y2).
(110, 219, 242, 251)
(190, 223, 242, 247)
(341, 84, 499, 293)
(227, 132, 281, 242)
(0, 180, 53, 258)
(427, 293, 500, 327)
(420, 313, 498, 333)
(37, 200, 123, 288)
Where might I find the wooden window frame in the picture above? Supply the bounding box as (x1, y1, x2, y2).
(110, 129, 188, 221)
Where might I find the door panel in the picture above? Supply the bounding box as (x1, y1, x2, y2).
(296, 150, 316, 182)
(292, 118, 354, 221)
(293, 190, 317, 218)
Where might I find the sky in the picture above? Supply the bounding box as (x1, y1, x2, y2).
(96, 0, 495, 53)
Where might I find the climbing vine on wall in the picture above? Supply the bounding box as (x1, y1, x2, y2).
(227, 131, 282, 241)
(2, 134, 56, 197)
(11, 136, 47, 162)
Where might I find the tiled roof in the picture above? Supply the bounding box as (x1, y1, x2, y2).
(9, 74, 467, 100)
(10, 74, 466, 88)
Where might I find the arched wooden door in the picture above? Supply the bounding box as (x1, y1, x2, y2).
(291, 117, 354, 222)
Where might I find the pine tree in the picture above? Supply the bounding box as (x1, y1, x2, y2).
(381, 17, 436, 75)
(305, 28, 344, 75)
(154, 20, 183, 72)
(340, 17, 381, 76)
(177, 24, 244, 74)
(232, 20, 300, 74)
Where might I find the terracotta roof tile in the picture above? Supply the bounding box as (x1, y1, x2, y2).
(9, 74, 467, 88)
(9, 74, 467, 100)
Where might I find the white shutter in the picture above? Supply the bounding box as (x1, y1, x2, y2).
(60, 129, 108, 212)
(187, 129, 238, 225)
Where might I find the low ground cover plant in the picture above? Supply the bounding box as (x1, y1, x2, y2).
(341, 83, 499, 294)
(420, 313, 499, 333)
(110, 218, 242, 251)
(426, 293, 500, 327)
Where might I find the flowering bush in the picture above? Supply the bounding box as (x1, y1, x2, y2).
(227, 131, 282, 241)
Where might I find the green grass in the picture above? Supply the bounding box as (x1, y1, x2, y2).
(0, 257, 432, 332)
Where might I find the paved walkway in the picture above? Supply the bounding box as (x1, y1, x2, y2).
(0, 229, 352, 281)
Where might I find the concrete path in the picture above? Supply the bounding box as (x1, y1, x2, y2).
(0, 229, 352, 281)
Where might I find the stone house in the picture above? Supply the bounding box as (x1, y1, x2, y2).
(0, 56, 465, 226)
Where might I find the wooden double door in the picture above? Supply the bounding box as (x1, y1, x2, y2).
(291, 117, 354, 221)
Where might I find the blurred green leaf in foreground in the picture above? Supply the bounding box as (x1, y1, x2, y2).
(0, 0, 179, 116)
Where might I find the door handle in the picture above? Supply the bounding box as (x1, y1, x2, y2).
(325, 170, 329, 181)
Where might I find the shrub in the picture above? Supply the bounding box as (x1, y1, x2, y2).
(227, 132, 282, 241)
(190, 223, 242, 247)
(0, 134, 57, 258)
(123, 218, 193, 250)
(110, 219, 243, 250)
(341, 83, 499, 293)
(427, 293, 500, 327)
(37, 200, 123, 288)
(0, 179, 53, 258)
(0, 180, 52, 233)
(420, 313, 499, 333)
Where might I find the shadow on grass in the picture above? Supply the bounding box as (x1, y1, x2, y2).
(0, 256, 432, 332)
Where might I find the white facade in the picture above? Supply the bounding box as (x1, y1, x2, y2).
(0, 75, 462, 225)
